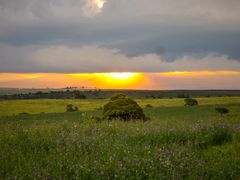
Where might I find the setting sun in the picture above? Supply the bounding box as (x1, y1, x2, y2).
(104, 73, 137, 80)
(67, 72, 143, 89)
(95, 72, 143, 89)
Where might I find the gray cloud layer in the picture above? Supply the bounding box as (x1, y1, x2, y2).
(0, 0, 240, 72)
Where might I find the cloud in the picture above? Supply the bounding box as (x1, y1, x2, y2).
(0, 0, 240, 72)
(28, 46, 240, 72)
(1, 0, 240, 26)
(82, 0, 107, 17)
(0, 0, 106, 19)
(0, 43, 239, 73)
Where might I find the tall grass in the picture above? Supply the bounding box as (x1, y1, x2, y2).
(1, 116, 240, 179)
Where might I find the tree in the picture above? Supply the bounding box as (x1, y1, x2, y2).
(145, 104, 153, 108)
(103, 94, 146, 121)
(66, 104, 78, 112)
(216, 107, 229, 116)
(74, 91, 86, 99)
(184, 98, 198, 106)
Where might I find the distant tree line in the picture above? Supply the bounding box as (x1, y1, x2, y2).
(0, 89, 240, 100)
(0, 90, 87, 100)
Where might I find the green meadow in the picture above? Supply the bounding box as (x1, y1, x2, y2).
(1, 97, 240, 179)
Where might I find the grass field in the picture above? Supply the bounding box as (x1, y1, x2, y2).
(1, 97, 240, 179)
(1, 97, 240, 117)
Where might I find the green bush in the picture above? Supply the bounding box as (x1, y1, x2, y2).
(184, 98, 198, 106)
(215, 107, 229, 116)
(103, 94, 146, 121)
(66, 104, 78, 112)
(145, 104, 153, 108)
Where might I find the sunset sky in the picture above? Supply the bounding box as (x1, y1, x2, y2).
(0, 0, 240, 89)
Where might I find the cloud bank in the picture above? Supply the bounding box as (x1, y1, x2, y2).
(0, 0, 240, 72)
(0, 44, 239, 73)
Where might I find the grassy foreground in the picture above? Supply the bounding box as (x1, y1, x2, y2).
(0, 97, 240, 179)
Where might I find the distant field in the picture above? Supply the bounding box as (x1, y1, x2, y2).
(1, 97, 240, 117)
(0, 97, 240, 179)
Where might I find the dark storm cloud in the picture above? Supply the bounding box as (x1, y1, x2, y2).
(0, 0, 240, 72)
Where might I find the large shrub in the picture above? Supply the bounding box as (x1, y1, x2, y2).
(66, 104, 78, 112)
(145, 104, 153, 108)
(184, 98, 198, 106)
(215, 107, 229, 116)
(103, 94, 146, 121)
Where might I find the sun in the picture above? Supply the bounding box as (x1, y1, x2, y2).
(69, 72, 143, 89)
(105, 73, 137, 80)
(100, 73, 141, 89)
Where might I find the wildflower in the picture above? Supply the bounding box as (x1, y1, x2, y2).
(99, 171, 105, 176)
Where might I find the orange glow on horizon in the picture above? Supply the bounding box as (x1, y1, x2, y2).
(161, 71, 240, 76)
(0, 71, 240, 89)
(69, 72, 143, 89)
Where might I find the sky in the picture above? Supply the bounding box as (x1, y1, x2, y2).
(0, 0, 240, 89)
